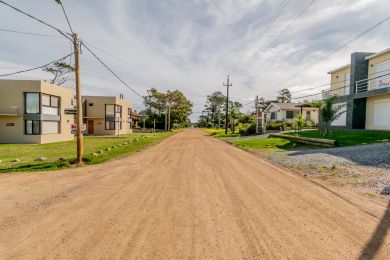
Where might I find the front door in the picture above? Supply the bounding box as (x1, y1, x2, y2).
(87, 120, 94, 135)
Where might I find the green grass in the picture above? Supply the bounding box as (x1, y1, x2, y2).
(0, 132, 172, 173)
(229, 138, 295, 152)
(204, 128, 241, 138)
(285, 130, 390, 147)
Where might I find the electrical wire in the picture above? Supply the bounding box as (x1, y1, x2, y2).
(0, 53, 74, 78)
(80, 42, 144, 100)
(56, 0, 74, 34)
(259, 0, 290, 40)
(0, 27, 61, 38)
(0, 0, 72, 41)
(273, 15, 390, 91)
(269, 0, 316, 45)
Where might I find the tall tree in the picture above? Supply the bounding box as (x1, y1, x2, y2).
(276, 88, 292, 103)
(143, 88, 192, 129)
(229, 101, 242, 133)
(205, 91, 225, 128)
(43, 61, 75, 86)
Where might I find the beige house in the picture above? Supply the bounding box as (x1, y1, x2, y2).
(83, 95, 133, 135)
(324, 48, 390, 130)
(0, 80, 75, 144)
(264, 103, 319, 125)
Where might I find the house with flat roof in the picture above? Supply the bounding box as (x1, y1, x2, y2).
(0, 79, 75, 144)
(82, 95, 133, 135)
(264, 102, 319, 125)
(324, 48, 390, 130)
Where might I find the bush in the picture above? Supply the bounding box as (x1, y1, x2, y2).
(237, 123, 256, 136)
(266, 121, 292, 131)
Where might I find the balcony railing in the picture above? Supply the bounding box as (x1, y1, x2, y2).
(355, 73, 390, 93)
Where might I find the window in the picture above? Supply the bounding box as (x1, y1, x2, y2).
(105, 121, 115, 130)
(41, 121, 60, 134)
(306, 111, 311, 120)
(128, 108, 132, 129)
(25, 93, 40, 114)
(105, 105, 115, 117)
(115, 105, 122, 119)
(271, 111, 276, 120)
(25, 120, 40, 135)
(344, 73, 350, 95)
(41, 94, 60, 115)
(286, 111, 294, 119)
(376, 60, 390, 89)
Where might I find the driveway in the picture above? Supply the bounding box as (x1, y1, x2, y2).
(0, 129, 389, 259)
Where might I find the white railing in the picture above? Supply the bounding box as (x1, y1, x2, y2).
(355, 73, 390, 93)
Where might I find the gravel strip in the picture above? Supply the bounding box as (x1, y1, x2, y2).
(268, 143, 390, 195)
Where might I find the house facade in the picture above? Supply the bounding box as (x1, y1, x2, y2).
(323, 48, 390, 130)
(0, 80, 75, 144)
(264, 103, 319, 125)
(83, 95, 133, 135)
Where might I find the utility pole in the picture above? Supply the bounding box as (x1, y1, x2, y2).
(165, 109, 168, 131)
(255, 95, 259, 135)
(223, 75, 232, 135)
(153, 119, 156, 132)
(168, 106, 171, 131)
(73, 33, 83, 164)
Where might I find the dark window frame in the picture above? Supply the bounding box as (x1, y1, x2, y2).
(24, 92, 41, 114)
(25, 120, 41, 135)
(270, 111, 277, 120)
(286, 110, 294, 119)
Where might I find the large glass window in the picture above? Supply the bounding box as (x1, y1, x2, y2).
(115, 105, 122, 119)
(41, 94, 59, 115)
(41, 121, 60, 134)
(25, 93, 40, 114)
(105, 121, 115, 130)
(25, 120, 40, 135)
(105, 105, 115, 117)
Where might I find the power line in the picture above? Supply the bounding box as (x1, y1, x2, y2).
(56, 0, 74, 34)
(0, 53, 73, 78)
(269, 0, 316, 45)
(292, 71, 390, 100)
(289, 67, 390, 94)
(81, 42, 144, 100)
(0, 0, 72, 41)
(274, 15, 390, 90)
(259, 0, 290, 40)
(0, 27, 61, 38)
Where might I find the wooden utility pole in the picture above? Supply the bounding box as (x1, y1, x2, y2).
(73, 33, 83, 164)
(255, 95, 259, 135)
(153, 119, 156, 133)
(223, 75, 232, 135)
(168, 106, 171, 131)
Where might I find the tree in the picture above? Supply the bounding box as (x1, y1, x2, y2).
(294, 114, 305, 132)
(143, 88, 192, 130)
(229, 101, 242, 133)
(313, 96, 346, 136)
(276, 88, 292, 103)
(43, 61, 75, 86)
(204, 91, 225, 128)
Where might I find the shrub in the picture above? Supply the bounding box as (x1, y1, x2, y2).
(237, 123, 256, 136)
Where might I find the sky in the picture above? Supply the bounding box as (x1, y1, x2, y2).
(0, 0, 389, 121)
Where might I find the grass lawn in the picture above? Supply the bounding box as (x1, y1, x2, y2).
(204, 128, 241, 138)
(286, 130, 390, 147)
(0, 132, 172, 173)
(229, 138, 295, 152)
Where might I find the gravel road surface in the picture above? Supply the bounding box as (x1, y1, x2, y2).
(0, 129, 389, 259)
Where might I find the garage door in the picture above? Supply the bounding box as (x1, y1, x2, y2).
(373, 99, 390, 126)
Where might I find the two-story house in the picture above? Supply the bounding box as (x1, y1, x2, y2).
(0, 80, 75, 144)
(82, 95, 133, 135)
(324, 48, 390, 130)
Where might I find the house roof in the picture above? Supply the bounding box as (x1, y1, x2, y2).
(327, 64, 350, 74)
(264, 102, 304, 112)
(365, 48, 390, 60)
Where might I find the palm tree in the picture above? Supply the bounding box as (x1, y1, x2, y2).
(316, 97, 346, 136)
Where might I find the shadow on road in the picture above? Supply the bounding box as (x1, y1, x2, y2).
(358, 200, 390, 259)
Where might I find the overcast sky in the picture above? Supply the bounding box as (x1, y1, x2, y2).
(1, 0, 389, 120)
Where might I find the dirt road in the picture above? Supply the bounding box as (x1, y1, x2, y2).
(0, 129, 389, 259)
